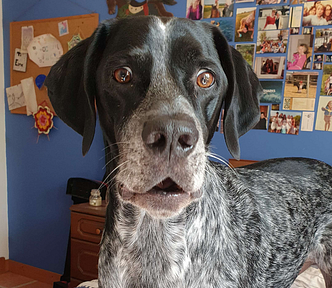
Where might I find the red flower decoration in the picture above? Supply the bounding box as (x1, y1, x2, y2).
(33, 105, 54, 135)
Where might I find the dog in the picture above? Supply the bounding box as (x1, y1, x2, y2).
(45, 16, 332, 288)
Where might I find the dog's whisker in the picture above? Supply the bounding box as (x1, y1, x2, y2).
(206, 152, 238, 176)
(99, 160, 130, 191)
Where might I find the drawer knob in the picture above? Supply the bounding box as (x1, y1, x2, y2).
(96, 228, 102, 235)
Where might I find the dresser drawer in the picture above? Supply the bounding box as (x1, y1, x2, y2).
(71, 238, 99, 281)
(71, 211, 105, 243)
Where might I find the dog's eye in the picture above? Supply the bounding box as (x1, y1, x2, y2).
(196, 70, 215, 88)
(114, 67, 132, 83)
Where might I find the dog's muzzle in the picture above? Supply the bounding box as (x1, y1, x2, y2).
(118, 114, 202, 218)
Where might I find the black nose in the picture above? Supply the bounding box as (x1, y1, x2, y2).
(142, 115, 199, 159)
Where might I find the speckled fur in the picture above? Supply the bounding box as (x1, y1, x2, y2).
(99, 158, 332, 288)
(44, 16, 332, 288)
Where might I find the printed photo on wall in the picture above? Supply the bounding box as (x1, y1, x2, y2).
(287, 35, 314, 70)
(283, 72, 318, 110)
(234, 7, 256, 42)
(315, 96, 332, 131)
(314, 63, 323, 70)
(260, 81, 283, 103)
(314, 28, 332, 53)
(207, 18, 234, 41)
(303, 1, 332, 26)
(235, 44, 255, 67)
(303, 27, 313, 35)
(256, 0, 282, 5)
(255, 56, 285, 79)
(257, 6, 290, 31)
(325, 54, 332, 62)
(256, 30, 288, 54)
(320, 64, 332, 95)
(290, 28, 300, 35)
(186, 0, 204, 20)
(203, 0, 233, 18)
(253, 106, 269, 130)
(272, 104, 280, 110)
(268, 110, 302, 134)
(290, 6, 303, 28)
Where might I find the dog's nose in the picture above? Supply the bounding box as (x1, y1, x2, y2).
(142, 115, 199, 159)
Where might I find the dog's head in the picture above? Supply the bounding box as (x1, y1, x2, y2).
(45, 16, 262, 218)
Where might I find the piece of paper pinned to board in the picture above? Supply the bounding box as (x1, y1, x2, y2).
(27, 34, 63, 68)
(301, 112, 315, 132)
(13, 48, 27, 72)
(6, 84, 26, 110)
(21, 77, 38, 116)
(21, 26, 34, 53)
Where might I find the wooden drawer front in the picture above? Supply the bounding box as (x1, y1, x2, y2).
(71, 212, 105, 243)
(71, 238, 99, 281)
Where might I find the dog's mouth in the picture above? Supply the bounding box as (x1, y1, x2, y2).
(119, 178, 195, 217)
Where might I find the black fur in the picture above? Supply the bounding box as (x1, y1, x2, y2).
(45, 16, 332, 288)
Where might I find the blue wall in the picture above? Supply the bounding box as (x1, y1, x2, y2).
(2, 0, 332, 275)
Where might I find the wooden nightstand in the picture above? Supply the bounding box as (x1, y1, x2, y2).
(70, 202, 107, 287)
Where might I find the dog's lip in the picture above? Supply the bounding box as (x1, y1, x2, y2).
(119, 177, 189, 200)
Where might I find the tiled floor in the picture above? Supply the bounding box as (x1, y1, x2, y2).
(0, 272, 53, 288)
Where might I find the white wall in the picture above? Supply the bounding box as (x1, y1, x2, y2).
(0, 0, 9, 259)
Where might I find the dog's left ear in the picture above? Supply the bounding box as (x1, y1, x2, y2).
(210, 26, 263, 160)
(45, 21, 114, 156)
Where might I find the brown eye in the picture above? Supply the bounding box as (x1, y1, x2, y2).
(114, 67, 132, 83)
(197, 70, 215, 88)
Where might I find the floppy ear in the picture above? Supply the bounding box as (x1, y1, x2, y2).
(211, 26, 263, 160)
(45, 21, 113, 156)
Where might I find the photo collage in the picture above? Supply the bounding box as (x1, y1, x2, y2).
(186, 0, 332, 134)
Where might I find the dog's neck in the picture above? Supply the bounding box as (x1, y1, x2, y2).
(103, 165, 258, 287)
(115, 204, 190, 287)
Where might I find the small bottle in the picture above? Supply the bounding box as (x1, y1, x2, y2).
(89, 189, 102, 206)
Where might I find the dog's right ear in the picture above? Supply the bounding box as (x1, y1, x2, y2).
(45, 21, 114, 155)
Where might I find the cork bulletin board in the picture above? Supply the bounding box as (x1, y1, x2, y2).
(10, 13, 99, 115)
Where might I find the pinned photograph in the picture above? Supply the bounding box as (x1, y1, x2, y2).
(58, 20, 69, 36)
(287, 35, 314, 70)
(257, 0, 282, 5)
(290, 6, 303, 28)
(315, 96, 332, 131)
(314, 28, 332, 53)
(303, 27, 313, 35)
(314, 63, 323, 70)
(314, 54, 324, 62)
(234, 7, 256, 42)
(256, 30, 288, 54)
(235, 44, 255, 67)
(283, 71, 318, 110)
(290, 28, 299, 35)
(320, 64, 332, 95)
(260, 81, 283, 103)
(268, 110, 302, 134)
(255, 56, 285, 79)
(207, 18, 234, 41)
(257, 6, 290, 31)
(326, 54, 332, 62)
(253, 106, 269, 130)
(203, 0, 233, 18)
(186, 0, 204, 20)
(303, 1, 332, 26)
